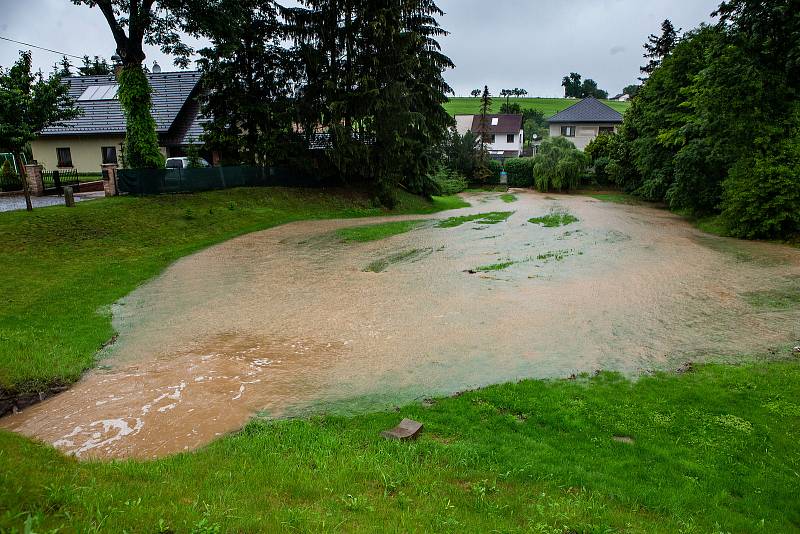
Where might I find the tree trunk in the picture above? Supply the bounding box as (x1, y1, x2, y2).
(15, 153, 32, 212)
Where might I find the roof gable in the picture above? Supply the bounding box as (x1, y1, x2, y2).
(547, 97, 623, 124)
(40, 71, 203, 136)
(469, 114, 523, 133)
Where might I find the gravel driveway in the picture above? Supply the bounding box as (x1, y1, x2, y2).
(0, 192, 104, 213)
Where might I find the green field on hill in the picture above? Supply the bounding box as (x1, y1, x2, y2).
(444, 97, 630, 117)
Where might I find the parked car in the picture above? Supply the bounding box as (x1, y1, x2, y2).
(165, 157, 210, 169)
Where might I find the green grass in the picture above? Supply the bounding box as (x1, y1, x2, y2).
(336, 220, 429, 243)
(473, 261, 516, 272)
(499, 193, 517, 203)
(0, 188, 468, 396)
(742, 288, 800, 309)
(444, 97, 631, 117)
(528, 212, 579, 227)
(438, 211, 514, 228)
(2, 360, 799, 532)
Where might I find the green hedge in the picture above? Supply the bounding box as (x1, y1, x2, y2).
(504, 157, 534, 187)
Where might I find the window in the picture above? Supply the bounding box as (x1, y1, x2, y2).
(599, 126, 615, 134)
(491, 117, 499, 126)
(77, 85, 119, 101)
(507, 134, 515, 143)
(490, 134, 496, 143)
(560, 126, 575, 137)
(56, 147, 73, 167)
(101, 146, 118, 164)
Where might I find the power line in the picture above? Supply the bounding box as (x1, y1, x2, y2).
(0, 35, 85, 60)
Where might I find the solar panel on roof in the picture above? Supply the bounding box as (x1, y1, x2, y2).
(78, 84, 119, 101)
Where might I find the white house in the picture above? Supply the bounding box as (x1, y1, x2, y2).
(547, 97, 623, 150)
(454, 114, 524, 159)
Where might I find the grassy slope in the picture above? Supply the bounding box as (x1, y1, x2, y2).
(0, 188, 468, 395)
(444, 97, 631, 117)
(1, 360, 798, 532)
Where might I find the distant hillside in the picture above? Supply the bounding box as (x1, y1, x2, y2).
(444, 97, 630, 118)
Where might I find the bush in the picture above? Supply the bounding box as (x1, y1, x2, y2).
(592, 156, 611, 185)
(428, 166, 468, 195)
(479, 159, 503, 184)
(721, 140, 800, 239)
(532, 137, 589, 192)
(584, 133, 614, 162)
(503, 157, 534, 187)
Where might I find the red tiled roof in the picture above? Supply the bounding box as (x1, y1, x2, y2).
(470, 114, 523, 134)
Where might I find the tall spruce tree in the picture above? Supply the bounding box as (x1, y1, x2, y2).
(286, 0, 453, 203)
(641, 19, 681, 78)
(474, 85, 492, 181)
(193, 0, 295, 165)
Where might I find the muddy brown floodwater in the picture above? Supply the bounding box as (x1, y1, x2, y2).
(3, 191, 800, 459)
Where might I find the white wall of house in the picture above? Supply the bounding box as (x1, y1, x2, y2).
(454, 115, 473, 136)
(549, 123, 619, 150)
(487, 130, 524, 155)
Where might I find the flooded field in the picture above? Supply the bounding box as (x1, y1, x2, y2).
(3, 191, 800, 459)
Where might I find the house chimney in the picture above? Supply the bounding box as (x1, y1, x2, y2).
(152, 61, 161, 74)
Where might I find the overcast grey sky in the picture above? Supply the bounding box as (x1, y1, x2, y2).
(0, 0, 720, 97)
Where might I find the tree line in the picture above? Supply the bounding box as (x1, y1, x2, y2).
(586, 0, 799, 240)
(62, 0, 453, 206)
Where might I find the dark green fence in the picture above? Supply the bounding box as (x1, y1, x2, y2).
(117, 166, 322, 195)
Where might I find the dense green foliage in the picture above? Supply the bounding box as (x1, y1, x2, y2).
(283, 0, 454, 205)
(532, 137, 589, 192)
(427, 165, 469, 195)
(117, 66, 165, 169)
(0, 188, 466, 395)
(2, 360, 799, 532)
(0, 52, 79, 156)
(193, 0, 295, 166)
(503, 157, 534, 187)
(606, 0, 800, 239)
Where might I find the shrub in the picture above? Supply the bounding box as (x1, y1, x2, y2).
(428, 166, 468, 195)
(482, 159, 503, 184)
(593, 156, 611, 185)
(720, 139, 800, 239)
(504, 157, 534, 187)
(532, 137, 589, 192)
(584, 133, 614, 162)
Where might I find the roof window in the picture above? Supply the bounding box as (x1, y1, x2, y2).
(491, 117, 499, 126)
(77, 85, 119, 101)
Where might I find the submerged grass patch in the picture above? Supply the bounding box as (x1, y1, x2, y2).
(438, 211, 514, 228)
(364, 248, 433, 272)
(528, 211, 579, 227)
(2, 360, 799, 532)
(588, 192, 640, 204)
(499, 193, 517, 203)
(0, 188, 466, 395)
(336, 220, 428, 243)
(473, 261, 516, 272)
(536, 249, 582, 262)
(742, 288, 800, 309)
